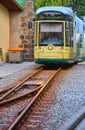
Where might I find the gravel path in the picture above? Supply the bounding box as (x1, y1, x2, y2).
(41, 63, 85, 130)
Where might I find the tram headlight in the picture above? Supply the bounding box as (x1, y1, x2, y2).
(40, 48, 44, 52)
(58, 48, 61, 52)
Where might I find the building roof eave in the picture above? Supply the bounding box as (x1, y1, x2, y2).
(0, 0, 24, 11)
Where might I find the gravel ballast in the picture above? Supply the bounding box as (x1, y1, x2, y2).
(41, 63, 85, 129)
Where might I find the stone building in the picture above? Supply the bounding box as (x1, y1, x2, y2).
(0, 0, 34, 62)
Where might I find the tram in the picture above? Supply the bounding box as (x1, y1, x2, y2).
(34, 6, 85, 64)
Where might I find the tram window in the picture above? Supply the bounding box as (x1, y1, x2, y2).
(66, 22, 73, 47)
(79, 34, 83, 48)
(66, 21, 70, 29)
(39, 22, 64, 46)
(70, 23, 73, 35)
(34, 22, 38, 46)
(66, 30, 70, 46)
(70, 36, 73, 47)
(66, 35, 73, 47)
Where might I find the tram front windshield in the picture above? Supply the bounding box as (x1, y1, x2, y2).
(39, 22, 63, 46)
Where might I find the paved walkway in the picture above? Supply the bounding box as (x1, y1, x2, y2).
(0, 61, 85, 77)
(0, 61, 39, 77)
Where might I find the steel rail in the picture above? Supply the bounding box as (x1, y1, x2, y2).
(0, 85, 42, 106)
(0, 67, 43, 102)
(8, 67, 61, 130)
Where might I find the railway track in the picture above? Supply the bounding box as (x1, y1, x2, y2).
(0, 67, 61, 130)
(0, 67, 43, 102)
(0, 65, 43, 95)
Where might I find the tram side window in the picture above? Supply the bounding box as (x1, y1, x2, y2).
(70, 23, 73, 47)
(66, 30, 70, 46)
(34, 22, 38, 46)
(79, 34, 83, 48)
(66, 22, 73, 47)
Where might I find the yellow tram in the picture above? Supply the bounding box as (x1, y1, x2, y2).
(34, 6, 85, 64)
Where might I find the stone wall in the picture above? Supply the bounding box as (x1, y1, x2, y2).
(10, 0, 34, 61)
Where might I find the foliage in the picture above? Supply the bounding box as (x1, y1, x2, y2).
(66, 0, 85, 15)
(34, 0, 66, 12)
(74, 0, 85, 15)
(34, 0, 85, 16)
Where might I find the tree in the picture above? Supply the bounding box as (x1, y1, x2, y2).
(65, 0, 85, 15)
(34, 0, 66, 12)
(34, 0, 85, 16)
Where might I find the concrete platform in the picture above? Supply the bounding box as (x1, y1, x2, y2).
(0, 61, 40, 77)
